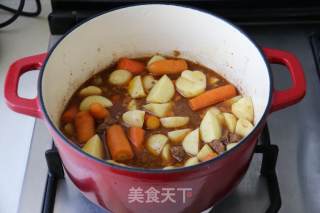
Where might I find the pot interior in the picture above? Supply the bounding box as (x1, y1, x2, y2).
(41, 4, 270, 133)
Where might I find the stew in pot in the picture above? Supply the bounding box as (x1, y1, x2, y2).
(60, 55, 254, 169)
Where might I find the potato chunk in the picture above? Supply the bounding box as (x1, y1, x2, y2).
(143, 102, 172, 118)
(79, 86, 102, 97)
(122, 110, 145, 128)
(176, 70, 206, 98)
(223, 113, 237, 133)
(182, 129, 200, 156)
(197, 144, 215, 162)
(207, 106, 225, 125)
(128, 76, 146, 98)
(200, 111, 222, 143)
(184, 157, 199, 167)
(127, 99, 138, 110)
(161, 144, 171, 162)
(146, 75, 175, 103)
(109, 69, 132, 86)
(82, 135, 105, 159)
(226, 143, 238, 151)
(168, 128, 192, 144)
(160, 117, 189, 128)
(146, 134, 168, 156)
(231, 97, 254, 122)
(80, 95, 112, 111)
(235, 119, 254, 137)
(147, 55, 165, 66)
(142, 75, 157, 91)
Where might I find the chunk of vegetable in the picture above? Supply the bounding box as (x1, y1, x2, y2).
(189, 84, 237, 111)
(200, 111, 222, 143)
(146, 134, 168, 156)
(117, 58, 145, 74)
(64, 123, 75, 136)
(143, 102, 172, 118)
(80, 95, 112, 111)
(122, 110, 145, 128)
(147, 55, 165, 66)
(176, 70, 206, 98)
(208, 77, 220, 86)
(106, 125, 134, 161)
(184, 157, 199, 167)
(146, 115, 160, 129)
(148, 59, 188, 75)
(129, 127, 145, 154)
(222, 95, 242, 107)
(75, 111, 95, 143)
(163, 166, 175, 170)
(146, 75, 175, 103)
(197, 144, 215, 162)
(167, 128, 192, 144)
(223, 112, 237, 133)
(61, 105, 78, 123)
(226, 143, 238, 151)
(108, 69, 133, 86)
(160, 116, 189, 128)
(89, 103, 109, 120)
(127, 99, 138, 110)
(161, 144, 171, 162)
(182, 129, 200, 156)
(181, 70, 206, 83)
(128, 76, 146, 98)
(79, 86, 102, 97)
(202, 152, 218, 161)
(82, 134, 105, 159)
(231, 97, 254, 122)
(207, 107, 225, 126)
(142, 75, 157, 91)
(235, 119, 254, 137)
(106, 160, 127, 167)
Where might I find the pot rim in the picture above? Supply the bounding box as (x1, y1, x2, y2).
(38, 3, 273, 174)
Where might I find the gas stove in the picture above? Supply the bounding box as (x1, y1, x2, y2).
(17, 1, 320, 213)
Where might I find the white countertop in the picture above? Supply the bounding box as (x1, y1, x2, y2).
(0, 1, 50, 212)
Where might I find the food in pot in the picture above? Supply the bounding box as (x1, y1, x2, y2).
(60, 55, 255, 169)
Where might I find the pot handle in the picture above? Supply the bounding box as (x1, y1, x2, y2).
(4, 53, 47, 118)
(263, 48, 306, 112)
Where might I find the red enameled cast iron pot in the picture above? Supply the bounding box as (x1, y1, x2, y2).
(4, 5, 306, 213)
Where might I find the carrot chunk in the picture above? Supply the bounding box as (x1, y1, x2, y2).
(129, 127, 145, 154)
(148, 59, 188, 75)
(145, 115, 160, 130)
(75, 111, 95, 143)
(189, 84, 237, 111)
(61, 105, 78, 123)
(117, 58, 145, 74)
(106, 125, 134, 161)
(89, 103, 109, 120)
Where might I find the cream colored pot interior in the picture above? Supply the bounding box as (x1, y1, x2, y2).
(42, 5, 270, 129)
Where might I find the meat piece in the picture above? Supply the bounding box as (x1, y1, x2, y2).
(209, 140, 225, 154)
(228, 133, 242, 144)
(96, 117, 118, 134)
(170, 146, 186, 162)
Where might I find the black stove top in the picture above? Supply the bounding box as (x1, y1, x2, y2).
(48, 0, 320, 35)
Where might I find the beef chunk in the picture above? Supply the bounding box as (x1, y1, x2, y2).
(170, 146, 186, 162)
(228, 133, 242, 144)
(209, 140, 225, 154)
